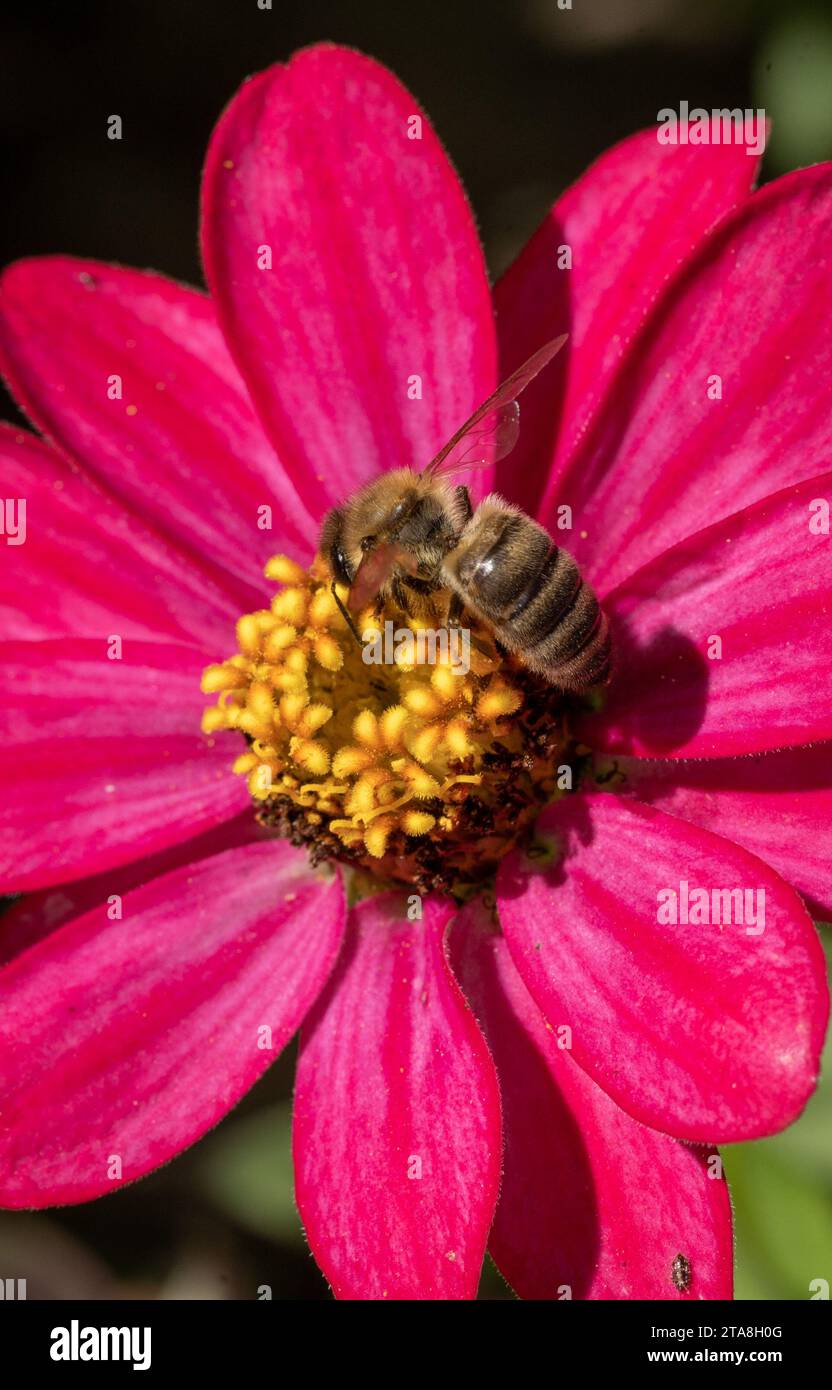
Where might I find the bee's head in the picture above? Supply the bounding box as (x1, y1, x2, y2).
(319, 472, 440, 583)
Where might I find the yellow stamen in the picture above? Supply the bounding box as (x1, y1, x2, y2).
(264, 625, 298, 658)
(401, 810, 437, 836)
(264, 555, 306, 585)
(314, 634, 344, 671)
(201, 706, 229, 733)
(271, 587, 308, 626)
(201, 552, 566, 891)
(201, 663, 248, 693)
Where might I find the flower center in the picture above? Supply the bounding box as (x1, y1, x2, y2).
(201, 556, 580, 897)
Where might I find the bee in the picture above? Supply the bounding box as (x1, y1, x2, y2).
(671, 1253, 692, 1292)
(319, 335, 610, 692)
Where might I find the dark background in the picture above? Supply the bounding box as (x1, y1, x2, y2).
(7, 0, 831, 289)
(2, 0, 831, 1299)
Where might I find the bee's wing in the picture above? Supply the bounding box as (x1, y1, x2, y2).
(422, 334, 567, 481)
(347, 540, 415, 613)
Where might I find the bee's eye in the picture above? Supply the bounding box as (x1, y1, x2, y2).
(330, 543, 353, 585)
(360, 534, 376, 553)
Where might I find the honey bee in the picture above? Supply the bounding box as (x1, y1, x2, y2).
(319, 335, 610, 692)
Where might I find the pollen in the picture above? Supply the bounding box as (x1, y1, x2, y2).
(201, 556, 570, 895)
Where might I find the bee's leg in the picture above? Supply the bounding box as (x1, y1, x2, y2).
(446, 590, 489, 656)
(447, 591, 465, 628)
(331, 582, 363, 647)
(391, 576, 410, 612)
(447, 493, 470, 630)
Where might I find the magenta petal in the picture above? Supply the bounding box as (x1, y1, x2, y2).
(0, 638, 248, 892)
(548, 164, 832, 591)
(0, 425, 245, 649)
(202, 45, 497, 515)
(450, 902, 733, 1300)
(0, 257, 316, 592)
(0, 811, 264, 968)
(293, 893, 501, 1299)
(616, 745, 832, 922)
(579, 473, 832, 758)
(495, 129, 758, 516)
(497, 795, 828, 1142)
(0, 841, 345, 1208)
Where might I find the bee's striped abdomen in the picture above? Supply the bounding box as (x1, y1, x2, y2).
(443, 497, 611, 693)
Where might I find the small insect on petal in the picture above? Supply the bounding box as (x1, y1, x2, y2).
(671, 1252, 692, 1292)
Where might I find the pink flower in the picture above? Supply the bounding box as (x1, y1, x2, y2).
(0, 44, 829, 1301)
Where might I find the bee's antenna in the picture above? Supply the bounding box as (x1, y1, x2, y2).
(331, 582, 364, 647)
(330, 582, 400, 697)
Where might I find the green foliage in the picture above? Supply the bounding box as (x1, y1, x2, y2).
(724, 928, 832, 1300)
(755, 10, 832, 171)
(195, 1102, 303, 1245)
